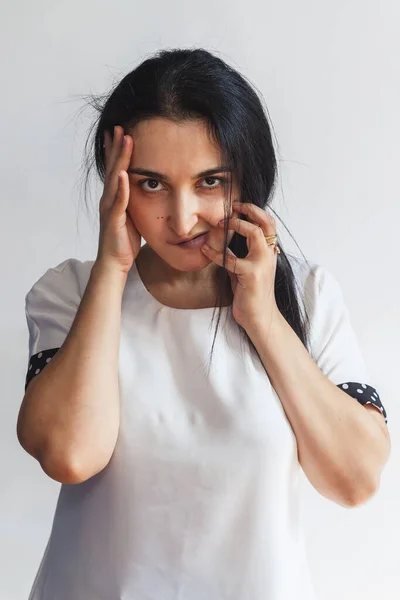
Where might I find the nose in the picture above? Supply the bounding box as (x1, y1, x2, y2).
(166, 192, 205, 237)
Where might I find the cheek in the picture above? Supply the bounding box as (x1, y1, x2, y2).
(207, 201, 235, 228)
(127, 203, 163, 234)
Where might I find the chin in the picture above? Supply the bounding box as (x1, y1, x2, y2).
(145, 243, 211, 271)
(166, 252, 211, 271)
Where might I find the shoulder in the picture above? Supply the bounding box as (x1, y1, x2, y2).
(285, 253, 344, 311)
(25, 257, 95, 305)
(24, 258, 96, 362)
(285, 252, 329, 286)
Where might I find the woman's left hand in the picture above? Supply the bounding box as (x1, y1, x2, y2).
(200, 201, 280, 331)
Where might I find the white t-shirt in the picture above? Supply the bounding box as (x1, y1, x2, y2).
(23, 254, 386, 600)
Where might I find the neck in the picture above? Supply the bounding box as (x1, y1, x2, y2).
(138, 244, 217, 286)
(137, 244, 232, 303)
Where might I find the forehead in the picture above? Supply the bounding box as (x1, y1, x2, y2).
(127, 118, 222, 172)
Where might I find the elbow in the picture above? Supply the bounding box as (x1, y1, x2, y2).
(338, 476, 380, 509)
(40, 460, 90, 485)
(17, 432, 111, 485)
(16, 418, 84, 484)
(39, 451, 107, 484)
(17, 398, 112, 485)
(18, 429, 109, 484)
(312, 467, 381, 508)
(342, 444, 390, 508)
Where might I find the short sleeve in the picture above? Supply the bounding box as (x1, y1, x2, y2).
(305, 264, 387, 423)
(24, 258, 91, 392)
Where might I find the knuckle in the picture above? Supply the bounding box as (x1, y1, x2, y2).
(255, 225, 264, 237)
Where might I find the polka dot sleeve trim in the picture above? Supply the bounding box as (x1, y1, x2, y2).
(25, 348, 60, 392)
(337, 382, 387, 423)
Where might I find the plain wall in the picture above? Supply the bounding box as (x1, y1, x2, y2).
(1, 1, 399, 598)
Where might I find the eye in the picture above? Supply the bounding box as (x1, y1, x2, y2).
(200, 177, 226, 190)
(138, 176, 227, 193)
(138, 179, 164, 192)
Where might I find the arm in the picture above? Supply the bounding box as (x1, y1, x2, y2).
(17, 261, 127, 484)
(245, 310, 391, 508)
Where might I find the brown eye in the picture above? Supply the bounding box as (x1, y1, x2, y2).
(201, 177, 225, 189)
(139, 179, 163, 192)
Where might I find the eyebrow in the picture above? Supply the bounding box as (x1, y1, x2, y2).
(127, 166, 232, 181)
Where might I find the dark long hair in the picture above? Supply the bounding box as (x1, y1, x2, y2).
(81, 47, 311, 372)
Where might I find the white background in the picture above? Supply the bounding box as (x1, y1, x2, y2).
(1, 1, 399, 598)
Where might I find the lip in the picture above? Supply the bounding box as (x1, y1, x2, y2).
(177, 232, 209, 249)
(175, 231, 209, 244)
(176, 231, 210, 246)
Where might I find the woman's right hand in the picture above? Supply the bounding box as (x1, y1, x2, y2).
(96, 125, 141, 274)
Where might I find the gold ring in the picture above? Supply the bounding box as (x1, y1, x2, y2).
(265, 234, 280, 254)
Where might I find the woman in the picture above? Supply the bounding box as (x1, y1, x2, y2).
(18, 48, 390, 600)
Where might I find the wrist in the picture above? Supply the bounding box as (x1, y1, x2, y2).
(244, 306, 283, 341)
(91, 259, 129, 287)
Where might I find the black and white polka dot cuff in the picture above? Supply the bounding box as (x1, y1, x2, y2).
(337, 382, 387, 423)
(25, 348, 60, 392)
(24, 354, 388, 427)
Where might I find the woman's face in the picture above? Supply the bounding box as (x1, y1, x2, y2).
(126, 118, 239, 272)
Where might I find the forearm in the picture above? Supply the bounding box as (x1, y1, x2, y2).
(17, 260, 127, 483)
(245, 310, 390, 507)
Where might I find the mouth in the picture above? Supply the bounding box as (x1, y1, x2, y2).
(177, 232, 209, 249)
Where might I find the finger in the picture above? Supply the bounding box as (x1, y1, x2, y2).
(117, 134, 134, 174)
(103, 131, 133, 209)
(218, 215, 260, 238)
(110, 171, 130, 217)
(231, 203, 278, 252)
(107, 125, 124, 177)
(103, 129, 118, 178)
(219, 215, 274, 258)
(110, 131, 133, 181)
(232, 201, 275, 233)
(201, 244, 248, 275)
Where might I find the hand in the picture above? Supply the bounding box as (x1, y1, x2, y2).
(96, 125, 141, 275)
(200, 202, 280, 330)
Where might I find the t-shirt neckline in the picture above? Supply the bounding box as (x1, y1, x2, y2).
(131, 260, 230, 313)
